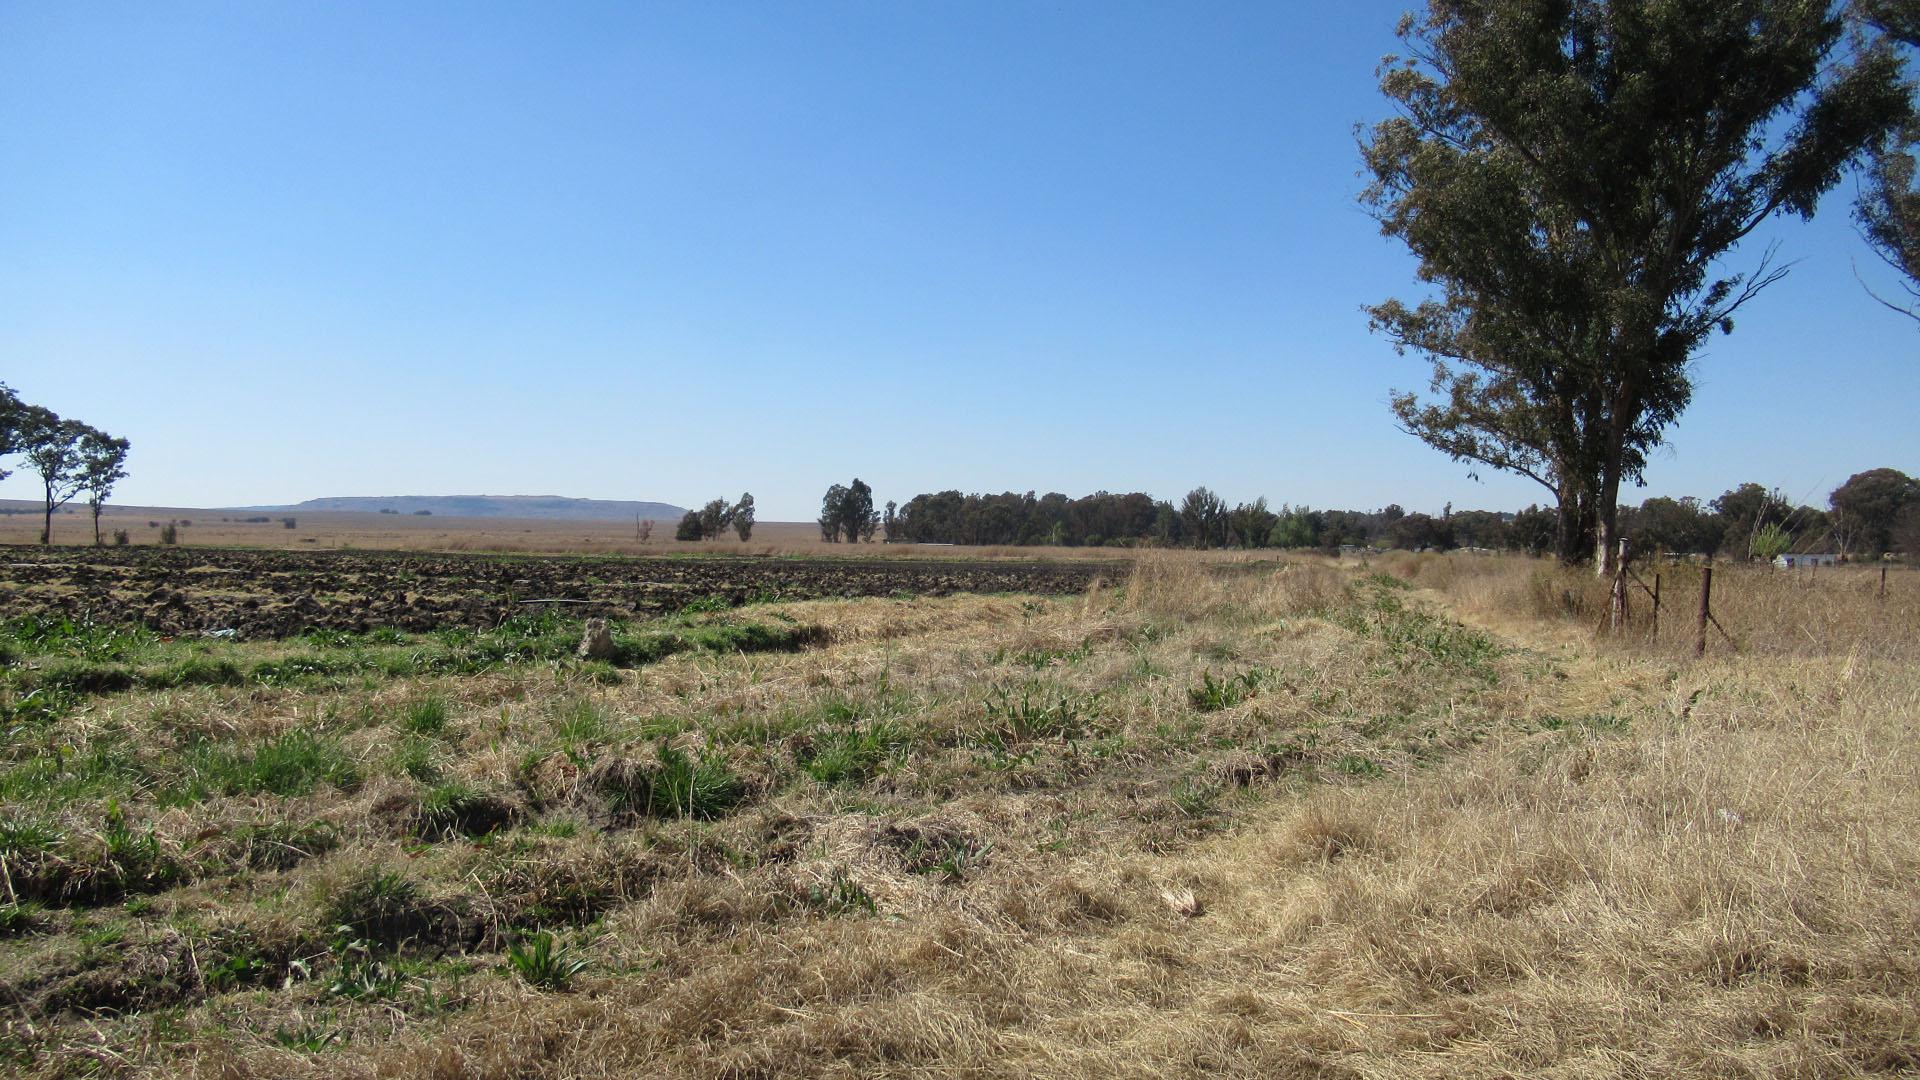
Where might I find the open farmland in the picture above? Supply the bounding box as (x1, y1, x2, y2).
(0, 549, 1917, 1078)
(0, 507, 1149, 561)
(0, 546, 1126, 639)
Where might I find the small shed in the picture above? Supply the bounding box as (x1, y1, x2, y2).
(1774, 553, 1838, 569)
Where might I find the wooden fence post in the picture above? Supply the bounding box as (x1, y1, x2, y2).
(1610, 539, 1630, 635)
(1695, 562, 1713, 658)
(1882, 565, 1890, 601)
(1651, 572, 1661, 641)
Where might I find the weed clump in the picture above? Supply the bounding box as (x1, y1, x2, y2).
(579, 744, 745, 821)
(322, 869, 439, 949)
(977, 681, 1094, 744)
(506, 930, 588, 990)
(804, 869, 878, 916)
(1188, 667, 1275, 712)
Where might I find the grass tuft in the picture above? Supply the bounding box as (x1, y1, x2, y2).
(505, 930, 589, 990)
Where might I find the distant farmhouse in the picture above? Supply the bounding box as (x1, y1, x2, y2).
(1775, 553, 1838, 569)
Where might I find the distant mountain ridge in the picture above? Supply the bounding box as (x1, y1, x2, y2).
(237, 495, 687, 521)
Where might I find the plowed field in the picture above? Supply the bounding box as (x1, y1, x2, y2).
(0, 546, 1126, 638)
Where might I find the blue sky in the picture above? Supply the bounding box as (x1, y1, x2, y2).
(1, 2, 1913, 520)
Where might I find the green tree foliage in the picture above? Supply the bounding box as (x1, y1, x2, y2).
(844, 479, 879, 542)
(1, 390, 130, 545)
(1508, 505, 1558, 557)
(1150, 500, 1181, 546)
(1364, 0, 1907, 573)
(0, 384, 24, 483)
(1751, 521, 1795, 562)
(675, 510, 704, 541)
(1447, 509, 1511, 550)
(881, 500, 900, 543)
(77, 429, 131, 546)
(818, 484, 848, 542)
(1268, 505, 1321, 549)
(888, 490, 1444, 552)
(1623, 496, 1725, 555)
(19, 410, 92, 545)
(1713, 483, 1794, 557)
(1865, 0, 1920, 44)
(1857, 117, 1920, 320)
(1386, 512, 1454, 552)
(732, 492, 755, 541)
(1858, 0, 1920, 322)
(817, 480, 880, 542)
(1894, 501, 1920, 559)
(1179, 487, 1227, 549)
(698, 498, 732, 541)
(1226, 497, 1278, 549)
(1830, 467, 1920, 555)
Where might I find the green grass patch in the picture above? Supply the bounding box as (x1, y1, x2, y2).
(590, 744, 746, 820)
(167, 731, 360, 805)
(799, 717, 913, 784)
(1334, 578, 1506, 678)
(401, 696, 450, 735)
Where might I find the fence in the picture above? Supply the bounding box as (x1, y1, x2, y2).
(1608, 542, 1905, 658)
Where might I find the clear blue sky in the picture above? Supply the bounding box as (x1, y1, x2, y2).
(2, 2, 1913, 520)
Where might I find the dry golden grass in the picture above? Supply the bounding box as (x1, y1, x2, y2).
(2, 550, 1916, 1078)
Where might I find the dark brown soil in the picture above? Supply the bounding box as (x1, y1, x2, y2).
(0, 546, 1127, 639)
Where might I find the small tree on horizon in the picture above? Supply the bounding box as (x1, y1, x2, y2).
(816, 480, 880, 542)
(846, 479, 879, 542)
(818, 484, 848, 542)
(77, 428, 131, 546)
(733, 492, 755, 541)
(20, 409, 89, 545)
(698, 498, 733, 541)
(676, 510, 704, 541)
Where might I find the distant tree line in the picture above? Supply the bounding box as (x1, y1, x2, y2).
(834, 469, 1919, 560)
(677, 493, 755, 541)
(0, 383, 132, 546)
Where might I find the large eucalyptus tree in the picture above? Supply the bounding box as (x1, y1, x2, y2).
(1364, 0, 1908, 571)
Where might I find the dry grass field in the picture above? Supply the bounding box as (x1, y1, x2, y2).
(1, 546, 1916, 1078)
